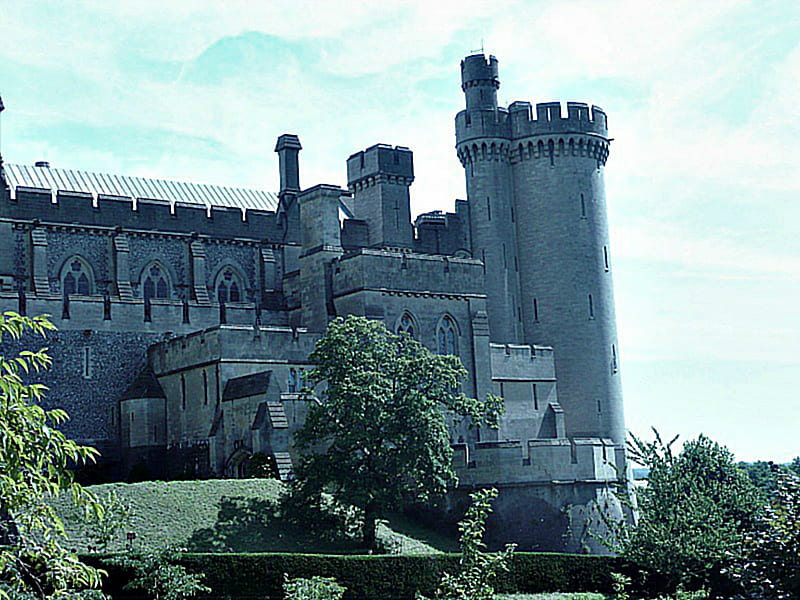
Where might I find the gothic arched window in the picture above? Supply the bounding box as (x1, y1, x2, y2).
(61, 257, 93, 296)
(142, 263, 171, 300)
(396, 312, 416, 338)
(437, 316, 458, 356)
(216, 267, 244, 304)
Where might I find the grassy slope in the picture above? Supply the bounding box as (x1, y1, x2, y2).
(56, 478, 458, 554)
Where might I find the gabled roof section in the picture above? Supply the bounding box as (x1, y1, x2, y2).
(4, 163, 279, 212)
(120, 366, 166, 400)
(222, 370, 272, 402)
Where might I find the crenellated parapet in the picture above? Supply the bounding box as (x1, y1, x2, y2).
(508, 101, 608, 138)
(456, 101, 609, 165)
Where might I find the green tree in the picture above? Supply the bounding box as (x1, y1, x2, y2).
(293, 315, 503, 551)
(731, 470, 800, 598)
(613, 430, 762, 594)
(0, 312, 103, 598)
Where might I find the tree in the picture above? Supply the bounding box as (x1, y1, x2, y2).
(293, 315, 503, 551)
(0, 312, 103, 598)
(612, 430, 762, 594)
(731, 470, 800, 598)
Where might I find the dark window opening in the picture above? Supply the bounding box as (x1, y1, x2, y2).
(533, 298, 539, 322)
(533, 383, 538, 410)
(588, 294, 594, 318)
(603, 246, 609, 271)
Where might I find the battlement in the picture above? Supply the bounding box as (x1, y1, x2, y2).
(460, 54, 500, 89)
(346, 144, 414, 188)
(455, 436, 620, 485)
(508, 101, 608, 138)
(456, 100, 608, 145)
(490, 343, 555, 381)
(1, 163, 282, 240)
(1, 188, 280, 240)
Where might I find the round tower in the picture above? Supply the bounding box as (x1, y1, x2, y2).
(455, 54, 522, 343)
(510, 100, 625, 445)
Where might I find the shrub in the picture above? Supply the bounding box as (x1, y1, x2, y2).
(283, 575, 346, 600)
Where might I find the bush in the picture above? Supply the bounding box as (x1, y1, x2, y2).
(99, 552, 617, 600)
(283, 575, 346, 600)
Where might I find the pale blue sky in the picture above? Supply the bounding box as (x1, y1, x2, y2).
(1, 0, 798, 462)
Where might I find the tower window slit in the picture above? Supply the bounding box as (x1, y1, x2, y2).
(532, 383, 538, 410)
(612, 344, 618, 373)
(502, 243, 506, 268)
(603, 246, 609, 271)
(533, 298, 539, 322)
(514, 256, 518, 272)
(580, 193, 586, 218)
(510, 205, 515, 222)
(181, 374, 186, 410)
(82, 346, 92, 379)
(487, 197, 491, 220)
(548, 140, 555, 166)
(588, 294, 594, 318)
(203, 370, 208, 405)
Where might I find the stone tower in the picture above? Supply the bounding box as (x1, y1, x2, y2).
(455, 54, 625, 445)
(455, 55, 523, 344)
(346, 144, 414, 249)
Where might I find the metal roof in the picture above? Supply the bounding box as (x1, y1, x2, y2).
(4, 163, 279, 213)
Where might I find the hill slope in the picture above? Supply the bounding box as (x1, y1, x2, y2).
(56, 479, 457, 554)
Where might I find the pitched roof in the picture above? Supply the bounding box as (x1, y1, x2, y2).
(222, 370, 272, 402)
(120, 366, 166, 400)
(4, 163, 279, 212)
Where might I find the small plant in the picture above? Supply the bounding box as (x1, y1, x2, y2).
(283, 575, 345, 600)
(107, 548, 209, 600)
(85, 490, 132, 552)
(610, 572, 630, 600)
(418, 487, 515, 600)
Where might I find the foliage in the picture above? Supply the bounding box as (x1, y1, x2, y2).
(418, 488, 516, 600)
(729, 470, 800, 598)
(610, 572, 630, 600)
(243, 452, 279, 479)
(107, 548, 209, 600)
(83, 491, 132, 553)
(0, 312, 104, 598)
(155, 552, 618, 600)
(293, 316, 504, 550)
(608, 430, 762, 594)
(283, 574, 346, 600)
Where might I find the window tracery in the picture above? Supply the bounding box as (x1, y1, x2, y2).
(216, 267, 243, 304)
(142, 263, 171, 300)
(396, 312, 416, 338)
(61, 257, 93, 296)
(437, 315, 458, 355)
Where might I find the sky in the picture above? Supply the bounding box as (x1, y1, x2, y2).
(1, 0, 798, 463)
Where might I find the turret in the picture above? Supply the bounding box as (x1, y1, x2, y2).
(455, 54, 522, 344)
(461, 54, 500, 112)
(346, 144, 414, 249)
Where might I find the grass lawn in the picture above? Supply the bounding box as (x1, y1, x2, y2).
(55, 478, 457, 554)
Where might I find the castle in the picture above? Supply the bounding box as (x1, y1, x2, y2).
(0, 54, 628, 552)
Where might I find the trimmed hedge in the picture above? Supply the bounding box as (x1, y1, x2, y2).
(94, 552, 619, 600)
